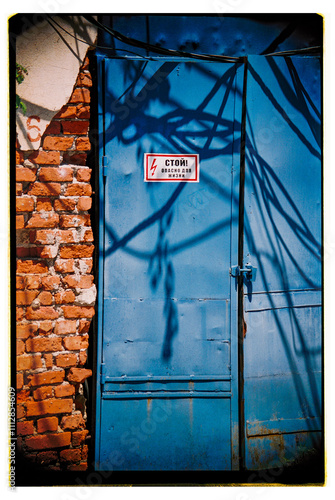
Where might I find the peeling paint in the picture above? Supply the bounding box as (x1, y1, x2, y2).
(16, 15, 97, 150)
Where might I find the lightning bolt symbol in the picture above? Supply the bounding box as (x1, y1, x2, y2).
(150, 159, 157, 176)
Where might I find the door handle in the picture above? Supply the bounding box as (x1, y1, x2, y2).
(230, 264, 257, 282)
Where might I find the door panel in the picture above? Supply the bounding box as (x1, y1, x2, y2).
(243, 56, 322, 469)
(96, 58, 242, 470)
(100, 396, 232, 471)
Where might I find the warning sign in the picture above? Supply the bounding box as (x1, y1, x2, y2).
(144, 154, 199, 182)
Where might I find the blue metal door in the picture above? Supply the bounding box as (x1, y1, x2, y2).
(242, 55, 322, 469)
(96, 58, 243, 470)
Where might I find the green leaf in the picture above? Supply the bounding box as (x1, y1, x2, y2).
(16, 94, 27, 115)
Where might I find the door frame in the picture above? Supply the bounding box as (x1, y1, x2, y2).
(94, 54, 247, 471)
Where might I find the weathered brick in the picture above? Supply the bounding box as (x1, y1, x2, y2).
(16, 197, 34, 212)
(58, 229, 77, 243)
(35, 316, 54, 330)
(16, 166, 36, 182)
(41, 276, 61, 290)
(37, 417, 59, 433)
(17, 340, 25, 355)
(69, 88, 90, 104)
(17, 323, 38, 339)
(76, 73, 92, 87)
(17, 354, 43, 371)
(38, 245, 58, 259)
(26, 398, 73, 417)
(17, 247, 38, 258)
(67, 367, 92, 383)
(25, 275, 42, 289)
(54, 105, 77, 119)
(29, 150, 61, 165)
(59, 245, 94, 259)
(55, 353, 77, 368)
(60, 448, 81, 463)
(17, 421, 34, 436)
(38, 321, 55, 337)
(17, 373, 24, 390)
(59, 214, 90, 228)
(16, 215, 25, 229)
(33, 386, 53, 401)
(39, 167, 74, 182)
(54, 320, 77, 335)
(16, 276, 25, 289)
(54, 383, 75, 398)
(81, 56, 89, 71)
(44, 353, 53, 368)
(34, 229, 57, 245)
(17, 308, 25, 321)
(16, 149, 24, 165)
(64, 183, 92, 197)
(26, 212, 59, 229)
(62, 153, 87, 165)
(43, 136, 74, 151)
(82, 445, 88, 461)
(26, 336, 62, 353)
(26, 306, 59, 321)
(83, 230, 94, 243)
(76, 105, 90, 119)
(17, 250, 39, 262)
(36, 316, 53, 335)
(28, 182, 62, 197)
(16, 183, 23, 195)
(78, 320, 91, 333)
(36, 450, 58, 465)
(29, 230, 37, 242)
(54, 290, 76, 304)
(54, 198, 76, 211)
(44, 121, 61, 135)
(17, 389, 31, 402)
(62, 306, 95, 319)
(36, 198, 53, 211)
(78, 258, 93, 274)
(17, 404, 26, 419)
(28, 370, 65, 387)
(76, 167, 92, 181)
(60, 413, 85, 431)
(78, 350, 87, 366)
(25, 432, 71, 450)
(17, 260, 48, 274)
(77, 197, 92, 211)
(67, 463, 88, 471)
(71, 429, 89, 447)
(16, 290, 39, 305)
(63, 335, 89, 351)
(62, 121, 89, 135)
(38, 291, 53, 306)
(54, 259, 75, 273)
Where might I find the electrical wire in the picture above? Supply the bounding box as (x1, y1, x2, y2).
(83, 14, 244, 63)
(48, 15, 321, 62)
(264, 45, 321, 57)
(46, 15, 155, 59)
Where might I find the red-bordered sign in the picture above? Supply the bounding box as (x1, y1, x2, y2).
(144, 154, 200, 182)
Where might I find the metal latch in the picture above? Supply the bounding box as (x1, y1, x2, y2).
(230, 264, 257, 282)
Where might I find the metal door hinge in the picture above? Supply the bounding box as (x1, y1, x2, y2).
(230, 264, 257, 282)
(100, 363, 107, 384)
(102, 156, 108, 177)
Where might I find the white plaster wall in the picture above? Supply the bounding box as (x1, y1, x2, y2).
(16, 15, 97, 151)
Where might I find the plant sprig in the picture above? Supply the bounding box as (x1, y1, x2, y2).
(16, 63, 28, 114)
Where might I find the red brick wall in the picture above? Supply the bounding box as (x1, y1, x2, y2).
(15, 56, 94, 471)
